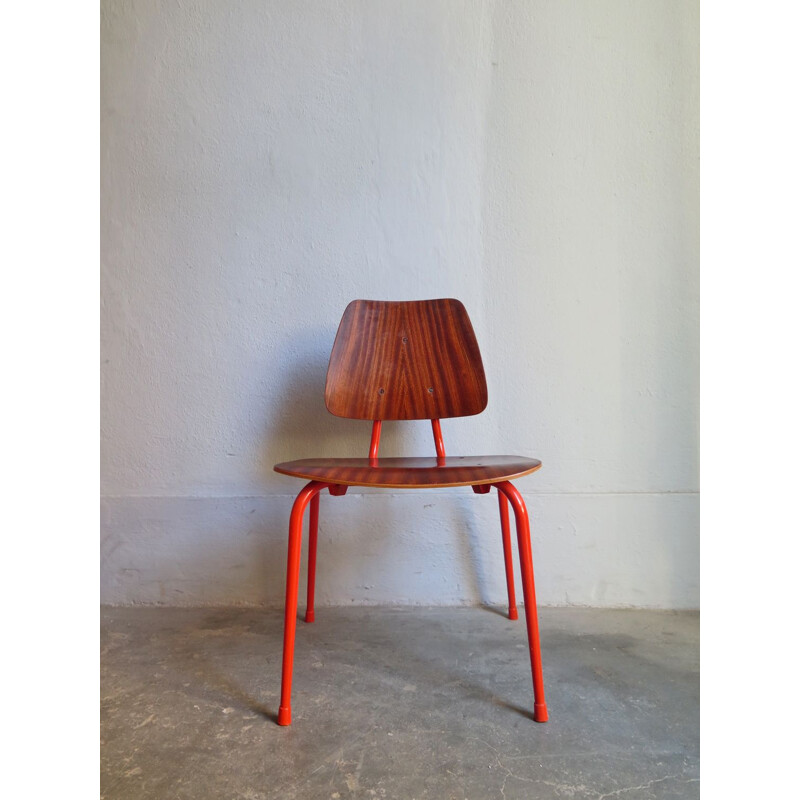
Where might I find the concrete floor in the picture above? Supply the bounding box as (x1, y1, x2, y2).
(101, 606, 698, 799)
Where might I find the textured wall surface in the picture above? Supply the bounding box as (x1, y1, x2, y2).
(101, 0, 699, 607)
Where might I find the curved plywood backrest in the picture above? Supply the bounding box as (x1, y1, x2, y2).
(324, 299, 488, 420)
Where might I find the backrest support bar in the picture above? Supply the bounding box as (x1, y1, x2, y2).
(431, 419, 446, 458)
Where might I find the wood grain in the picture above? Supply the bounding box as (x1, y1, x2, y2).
(324, 299, 488, 420)
(274, 455, 542, 489)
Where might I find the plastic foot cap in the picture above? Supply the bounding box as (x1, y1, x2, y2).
(508, 608, 519, 621)
(534, 703, 549, 723)
(277, 706, 291, 726)
(305, 610, 315, 623)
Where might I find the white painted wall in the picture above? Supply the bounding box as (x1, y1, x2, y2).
(101, 0, 699, 608)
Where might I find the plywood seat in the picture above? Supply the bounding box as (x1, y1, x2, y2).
(274, 455, 542, 489)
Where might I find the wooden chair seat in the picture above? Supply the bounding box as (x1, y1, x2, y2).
(274, 455, 542, 489)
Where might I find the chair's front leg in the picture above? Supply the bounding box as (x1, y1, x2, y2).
(305, 493, 320, 623)
(278, 480, 329, 727)
(497, 490, 519, 620)
(495, 481, 548, 722)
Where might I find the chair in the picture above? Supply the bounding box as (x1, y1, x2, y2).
(273, 298, 548, 725)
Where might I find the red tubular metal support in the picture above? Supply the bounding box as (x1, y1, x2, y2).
(304, 493, 320, 624)
(431, 419, 445, 459)
(497, 490, 518, 620)
(494, 481, 548, 722)
(369, 420, 382, 463)
(278, 480, 331, 726)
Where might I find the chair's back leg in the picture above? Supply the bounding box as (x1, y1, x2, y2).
(497, 489, 519, 620)
(305, 493, 320, 624)
(494, 480, 549, 722)
(278, 481, 329, 726)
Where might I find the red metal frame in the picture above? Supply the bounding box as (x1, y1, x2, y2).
(304, 493, 320, 624)
(369, 420, 382, 462)
(497, 490, 519, 621)
(431, 418, 446, 459)
(494, 480, 548, 722)
(277, 422, 548, 726)
(278, 480, 330, 726)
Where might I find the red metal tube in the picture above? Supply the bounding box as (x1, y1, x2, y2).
(278, 480, 330, 726)
(369, 420, 382, 462)
(497, 490, 519, 621)
(494, 480, 548, 722)
(431, 418, 445, 458)
(304, 493, 320, 624)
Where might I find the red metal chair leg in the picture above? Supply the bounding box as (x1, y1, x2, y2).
(494, 481, 548, 722)
(278, 480, 329, 726)
(497, 490, 519, 620)
(305, 493, 320, 623)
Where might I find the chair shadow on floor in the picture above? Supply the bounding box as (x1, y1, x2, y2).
(184, 608, 538, 725)
(200, 659, 278, 724)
